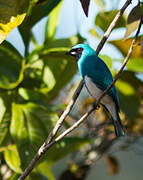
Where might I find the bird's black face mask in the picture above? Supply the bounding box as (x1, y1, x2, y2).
(66, 48, 83, 61)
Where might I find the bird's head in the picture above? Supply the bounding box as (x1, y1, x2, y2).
(66, 44, 95, 61)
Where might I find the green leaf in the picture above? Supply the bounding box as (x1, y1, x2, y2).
(95, 10, 126, 32)
(39, 48, 77, 100)
(99, 55, 113, 69)
(18, 0, 62, 52)
(38, 162, 55, 180)
(4, 145, 22, 173)
(0, 92, 12, 145)
(125, 5, 143, 38)
(10, 102, 58, 169)
(126, 58, 143, 73)
(0, 0, 29, 44)
(45, 1, 63, 42)
(117, 71, 141, 120)
(0, 41, 25, 89)
(89, 29, 99, 38)
(45, 137, 91, 165)
(116, 80, 135, 96)
(24, 35, 84, 101)
(0, 112, 10, 145)
(18, 88, 45, 101)
(26, 48, 77, 101)
(45, 34, 85, 49)
(109, 37, 142, 58)
(0, 96, 6, 122)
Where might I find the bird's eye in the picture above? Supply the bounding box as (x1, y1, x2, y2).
(77, 48, 83, 52)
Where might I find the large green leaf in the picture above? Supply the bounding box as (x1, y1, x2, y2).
(40, 48, 77, 100)
(18, 0, 62, 52)
(25, 48, 77, 101)
(95, 10, 126, 32)
(0, 41, 25, 89)
(0, 0, 29, 44)
(10, 102, 59, 169)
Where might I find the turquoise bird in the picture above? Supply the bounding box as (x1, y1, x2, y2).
(67, 44, 124, 137)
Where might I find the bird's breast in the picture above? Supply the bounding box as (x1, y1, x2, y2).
(84, 76, 113, 105)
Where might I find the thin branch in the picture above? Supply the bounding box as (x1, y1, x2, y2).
(18, 1, 132, 179)
(96, 0, 132, 55)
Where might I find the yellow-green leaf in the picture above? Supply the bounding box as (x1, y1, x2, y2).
(125, 5, 143, 38)
(109, 37, 142, 58)
(0, 0, 29, 44)
(45, 0, 63, 42)
(4, 145, 22, 173)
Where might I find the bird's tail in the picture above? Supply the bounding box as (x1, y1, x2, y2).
(113, 111, 125, 137)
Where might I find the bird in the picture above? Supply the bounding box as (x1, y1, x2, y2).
(66, 44, 124, 137)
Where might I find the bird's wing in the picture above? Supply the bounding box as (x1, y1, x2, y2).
(83, 55, 120, 111)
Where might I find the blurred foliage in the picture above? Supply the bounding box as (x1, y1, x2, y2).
(0, 0, 143, 180)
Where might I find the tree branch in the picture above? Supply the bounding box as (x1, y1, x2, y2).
(18, 1, 132, 179)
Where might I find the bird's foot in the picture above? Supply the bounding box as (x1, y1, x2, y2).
(92, 103, 100, 110)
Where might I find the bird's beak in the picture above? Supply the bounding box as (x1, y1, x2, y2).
(66, 49, 77, 56)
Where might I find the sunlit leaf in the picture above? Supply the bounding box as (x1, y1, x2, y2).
(26, 34, 85, 101)
(45, 1, 63, 42)
(116, 80, 135, 96)
(89, 29, 99, 38)
(95, 10, 126, 32)
(38, 162, 55, 180)
(4, 145, 22, 173)
(99, 55, 113, 69)
(0, 0, 29, 44)
(0, 96, 6, 123)
(79, 0, 91, 17)
(126, 58, 143, 72)
(0, 41, 25, 89)
(109, 37, 142, 58)
(10, 102, 58, 169)
(39, 48, 77, 100)
(18, 88, 45, 101)
(117, 71, 141, 120)
(125, 5, 143, 38)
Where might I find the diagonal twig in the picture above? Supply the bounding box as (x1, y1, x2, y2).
(18, 1, 132, 179)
